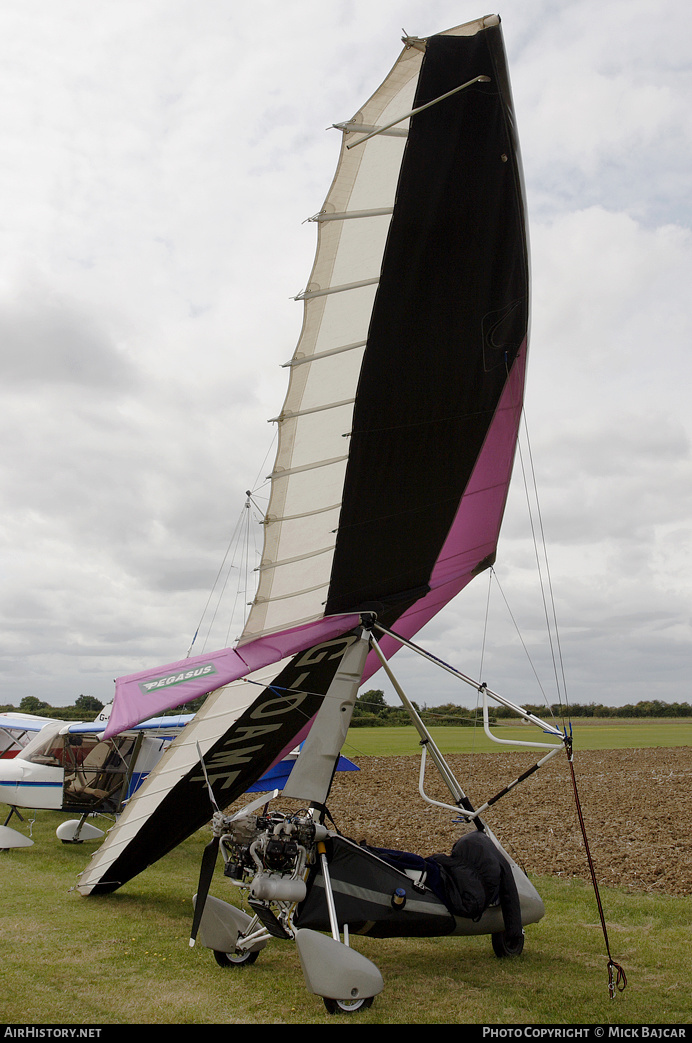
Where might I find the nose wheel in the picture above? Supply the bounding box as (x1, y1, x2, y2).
(323, 995, 374, 1015)
(213, 947, 260, 967)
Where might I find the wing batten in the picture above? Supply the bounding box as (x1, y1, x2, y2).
(293, 277, 380, 301)
(282, 340, 367, 368)
(309, 208, 395, 222)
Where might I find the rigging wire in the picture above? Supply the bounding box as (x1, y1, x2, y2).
(186, 432, 278, 660)
(185, 497, 251, 658)
(515, 408, 571, 730)
(515, 407, 625, 996)
(471, 566, 495, 750)
(488, 568, 553, 710)
(222, 491, 265, 649)
(185, 506, 244, 658)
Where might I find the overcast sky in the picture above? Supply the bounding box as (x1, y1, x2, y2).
(0, 0, 689, 716)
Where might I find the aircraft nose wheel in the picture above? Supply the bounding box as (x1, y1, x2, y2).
(323, 996, 374, 1015)
(213, 948, 259, 968)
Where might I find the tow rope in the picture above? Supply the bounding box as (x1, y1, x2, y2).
(565, 739, 627, 998)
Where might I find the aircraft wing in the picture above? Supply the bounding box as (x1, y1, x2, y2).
(0, 713, 55, 731)
(0, 713, 56, 757)
(246, 752, 359, 793)
(0, 712, 193, 736)
(66, 714, 194, 735)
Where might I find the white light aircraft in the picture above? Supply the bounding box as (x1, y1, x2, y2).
(0, 706, 193, 847)
(0, 708, 357, 849)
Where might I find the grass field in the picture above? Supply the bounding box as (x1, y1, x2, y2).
(1, 720, 690, 1026)
(1, 810, 690, 1026)
(343, 718, 692, 757)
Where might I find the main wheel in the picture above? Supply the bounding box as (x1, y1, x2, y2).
(213, 947, 259, 968)
(323, 996, 374, 1015)
(491, 930, 525, 958)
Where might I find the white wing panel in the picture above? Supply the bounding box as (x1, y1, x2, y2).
(243, 44, 427, 644)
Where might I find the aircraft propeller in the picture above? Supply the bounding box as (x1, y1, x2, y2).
(188, 742, 280, 947)
(190, 831, 221, 946)
(189, 742, 222, 947)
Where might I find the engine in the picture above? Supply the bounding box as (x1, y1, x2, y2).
(213, 807, 328, 906)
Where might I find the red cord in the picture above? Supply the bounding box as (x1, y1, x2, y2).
(567, 749, 627, 998)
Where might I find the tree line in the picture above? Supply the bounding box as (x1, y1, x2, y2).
(351, 690, 692, 727)
(0, 695, 106, 721)
(351, 689, 489, 727)
(495, 699, 692, 719)
(3, 692, 690, 725)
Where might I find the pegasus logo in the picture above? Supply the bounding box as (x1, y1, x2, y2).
(139, 663, 217, 695)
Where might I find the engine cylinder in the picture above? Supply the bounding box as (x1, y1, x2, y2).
(250, 873, 307, 903)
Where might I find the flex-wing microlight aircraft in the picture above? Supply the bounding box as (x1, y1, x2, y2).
(0, 708, 192, 847)
(73, 13, 624, 1013)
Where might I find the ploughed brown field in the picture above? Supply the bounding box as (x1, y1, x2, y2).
(319, 748, 692, 898)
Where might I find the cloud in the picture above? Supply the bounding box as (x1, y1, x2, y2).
(0, 0, 689, 712)
(0, 286, 135, 390)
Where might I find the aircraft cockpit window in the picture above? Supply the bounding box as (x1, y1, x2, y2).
(23, 732, 66, 767)
(62, 733, 139, 811)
